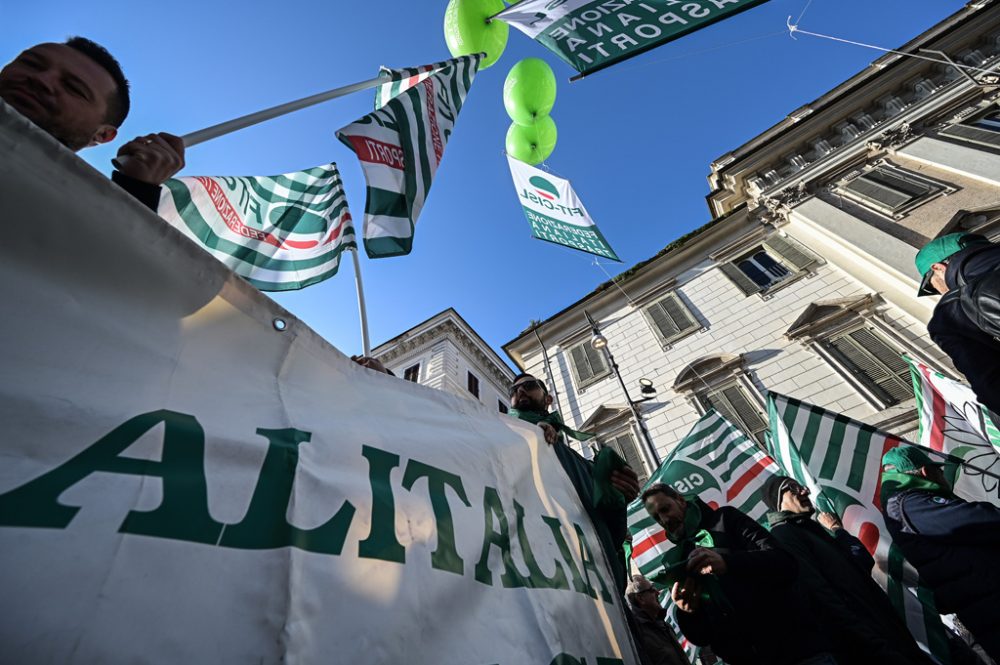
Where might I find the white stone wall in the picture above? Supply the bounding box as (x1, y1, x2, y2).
(525, 251, 947, 476)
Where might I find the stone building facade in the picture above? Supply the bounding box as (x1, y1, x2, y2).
(503, 1, 1000, 481)
(371, 308, 515, 413)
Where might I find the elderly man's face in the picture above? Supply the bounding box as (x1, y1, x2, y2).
(509, 376, 550, 413)
(644, 492, 687, 539)
(0, 43, 118, 150)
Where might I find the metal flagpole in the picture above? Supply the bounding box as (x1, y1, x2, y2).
(112, 73, 392, 169)
(350, 247, 372, 357)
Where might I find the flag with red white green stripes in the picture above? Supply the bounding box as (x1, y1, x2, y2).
(626, 410, 781, 663)
(372, 58, 459, 110)
(158, 164, 355, 291)
(767, 393, 950, 662)
(908, 357, 1000, 505)
(336, 54, 482, 259)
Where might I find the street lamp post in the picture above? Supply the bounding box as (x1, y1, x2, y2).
(585, 311, 662, 467)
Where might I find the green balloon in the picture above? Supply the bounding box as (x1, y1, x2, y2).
(443, 0, 509, 70)
(504, 58, 557, 125)
(505, 116, 557, 165)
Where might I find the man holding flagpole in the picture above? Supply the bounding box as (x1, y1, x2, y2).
(1, 38, 184, 210)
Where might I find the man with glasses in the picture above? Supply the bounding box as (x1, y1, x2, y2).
(762, 475, 932, 665)
(625, 574, 690, 665)
(507, 373, 640, 593)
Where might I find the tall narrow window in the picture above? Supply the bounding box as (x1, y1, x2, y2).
(498, 400, 509, 414)
(719, 234, 819, 296)
(403, 364, 420, 383)
(644, 292, 700, 347)
(467, 372, 480, 399)
(603, 432, 648, 485)
(820, 327, 912, 406)
(568, 340, 610, 390)
(695, 383, 769, 445)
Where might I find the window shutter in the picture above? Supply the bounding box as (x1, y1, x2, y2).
(608, 433, 648, 484)
(763, 234, 818, 273)
(940, 122, 1000, 149)
(842, 175, 913, 211)
(569, 344, 594, 385)
(645, 293, 696, 344)
(584, 342, 609, 376)
(698, 384, 767, 445)
(719, 262, 764, 296)
(823, 328, 911, 406)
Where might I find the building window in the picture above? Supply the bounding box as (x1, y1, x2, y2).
(695, 381, 769, 445)
(467, 372, 480, 399)
(498, 400, 509, 414)
(941, 109, 1000, 149)
(820, 327, 912, 407)
(601, 431, 649, 485)
(644, 291, 700, 347)
(567, 340, 611, 390)
(838, 165, 945, 218)
(403, 364, 420, 383)
(719, 233, 819, 297)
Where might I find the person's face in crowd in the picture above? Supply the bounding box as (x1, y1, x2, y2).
(778, 479, 813, 514)
(920, 464, 949, 488)
(509, 376, 551, 413)
(644, 491, 687, 539)
(632, 585, 661, 614)
(929, 262, 949, 295)
(0, 43, 118, 151)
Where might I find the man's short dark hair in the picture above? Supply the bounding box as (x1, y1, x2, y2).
(64, 36, 130, 127)
(641, 482, 681, 503)
(512, 373, 548, 394)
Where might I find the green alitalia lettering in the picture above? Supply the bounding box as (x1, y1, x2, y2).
(542, 515, 589, 597)
(0, 410, 223, 544)
(218, 428, 355, 554)
(474, 486, 527, 588)
(402, 458, 471, 575)
(358, 445, 405, 563)
(514, 500, 569, 590)
(574, 523, 613, 603)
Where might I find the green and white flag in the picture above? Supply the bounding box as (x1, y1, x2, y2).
(496, 0, 770, 78)
(337, 54, 482, 258)
(372, 58, 457, 110)
(908, 357, 1000, 505)
(767, 393, 950, 662)
(159, 164, 355, 291)
(626, 411, 781, 663)
(507, 156, 620, 261)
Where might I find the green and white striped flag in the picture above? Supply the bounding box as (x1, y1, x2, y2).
(767, 393, 950, 662)
(159, 164, 355, 291)
(337, 54, 482, 258)
(908, 357, 1000, 506)
(626, 411, 781, 663)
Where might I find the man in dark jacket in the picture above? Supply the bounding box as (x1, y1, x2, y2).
(1, 38, 184, 210)
(917, 232, 1000, 414)
(625, 574, 691, 665)
(761, 475, 933, 665)
(508, 373, 640, 593)
(641, 483, 835, 665)
(880, 446, 1000, 662)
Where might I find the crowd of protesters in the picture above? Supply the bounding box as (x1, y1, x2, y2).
(5, 33, 1000, 665)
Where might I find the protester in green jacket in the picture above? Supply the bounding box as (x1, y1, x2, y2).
(762, 475, 933, 665)
(507, 373, 639, 593)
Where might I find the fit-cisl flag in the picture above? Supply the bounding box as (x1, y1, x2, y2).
(158, 164, 355, 291)
(337, 54, 482, 258)
(507, 155, 619, 261)
(496, 0, 770, 78)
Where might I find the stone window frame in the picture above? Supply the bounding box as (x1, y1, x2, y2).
(565, 337, 613, 392)
(835, 161, 955, 220)
(712, 228, 822, 300)
(939, 104, 1000, 150)
(467, 371, 480, 399)
(403, 363, 420, 383)
(640, 289, 705, 350)
(674, 353, 769, 446)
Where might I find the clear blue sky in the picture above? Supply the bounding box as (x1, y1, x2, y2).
(3, 1, 966, 366)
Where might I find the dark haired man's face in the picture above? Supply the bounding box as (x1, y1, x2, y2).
(509, 376, 550, 413)
(644, 492, 686, 539)
(0, 43, 118, 151)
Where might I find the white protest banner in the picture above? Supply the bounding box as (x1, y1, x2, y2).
(507, 155, 620, 261)
(0, 103, 639, 665)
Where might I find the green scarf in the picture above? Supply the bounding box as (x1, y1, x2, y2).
(650, 500, 730, 612)
(508, 408, 596, 442)
(880, 470, 953, 506)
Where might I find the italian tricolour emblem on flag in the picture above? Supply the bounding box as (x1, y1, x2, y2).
(158, 164, 355, 291)
(337, 54, 482, 258)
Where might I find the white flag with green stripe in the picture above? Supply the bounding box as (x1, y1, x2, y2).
(626, 411, 780, 662)
(159, 164, 355, 291)
(337, 54, 482, 258)
(767, 393, 950, 662)
(908, 357, 1000, 506)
